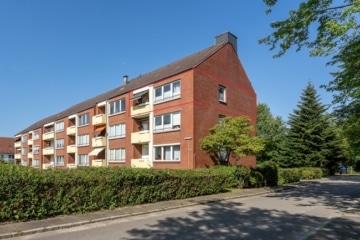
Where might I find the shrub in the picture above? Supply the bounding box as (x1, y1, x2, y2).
(300, 167, 323, 180)
(278, 168, 301, 185)
(256, 161, 278, 186)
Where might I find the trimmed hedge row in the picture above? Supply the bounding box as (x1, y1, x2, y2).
(0, 165, 227, 222)
(0, 162, 325, 222)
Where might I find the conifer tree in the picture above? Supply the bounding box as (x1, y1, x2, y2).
(283, 82, 329, 168)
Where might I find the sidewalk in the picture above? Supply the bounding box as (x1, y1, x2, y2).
(0, 183, 359, 239)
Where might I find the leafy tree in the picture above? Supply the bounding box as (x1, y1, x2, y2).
(200, 117, 264, 165)
(283, 82, 344, 171)
(260, 0, 360, 149)
(256, 103, 288, 164)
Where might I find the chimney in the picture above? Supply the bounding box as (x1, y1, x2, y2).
(215, 32, 237, 53)
(123, 75, 128, 85)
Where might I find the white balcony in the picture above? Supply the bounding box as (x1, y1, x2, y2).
(66, 126, 76, 135)
(43, 148, 55, 155)
(92, 137, 106, 147)
(92, 114, 106, 126)
(67, 164, 77, 169)
(131, 159, 151, 168)
(131, 104, 150, 117)
(43, 163, 54, 169)
(131, 131, 150, 144)
(14, 141, 21, 148)
(15, 153, 21, 159)
(27, 139, 33, 145)
(43, 132, 55, 140)
(28, 152, 33, 158)
(67, 145, 76, 154)
(92, 159, 106, 167)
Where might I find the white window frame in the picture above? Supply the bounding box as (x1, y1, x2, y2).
(154, 144, 180, 161)
(108, 148, 126, 162)
(33, 130, 40, 140)
(78, 134, 89, 146)
(33, 146, 39, 154)
(78, 154, 89, 166)
(154, 112, 180, 132)
(154, 80, 181, 103)
(219, 85, 226, 102)
(78, 113, 89, 126)
(55, 121, 64, 132)
(21, 147, 27, 155)
(32, 159, 40, 168)
(21, 135, 27, 142)
(109, 98, 126, 115)
(56, 156, 64, 166)
(56, 138, 64, 149)
(109, 123, 126, 138)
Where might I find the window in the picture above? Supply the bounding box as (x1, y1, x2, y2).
(109, 123, 126, 138)
(155, 80, 181, 102)
(55, 122, 64, 132)
(32, 159, 39, 167)
(154, 112, 180, 131)
(33, 130, 40, 140)
(78, 134, 89, 146)
(56, 139, 64, 149)
(21, 148, 27, 155)
(109, 148, 126, 162)
(218, 115, 226, 124)
(21, 135, 27, 142)
(78, 154, 89, 166)
(78, 113, 89, 126)
(109, 98, 126, 115)
(33, 146, 39, 154)
(56, 156, 64, 166)
(154, 145, 180, 161)
(218, 85, 226, 102)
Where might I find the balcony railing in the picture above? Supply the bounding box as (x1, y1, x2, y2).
(92, 114, 106, 126)
(42, 147, 55, 155)
(67, 145, 76, 153)
(131, 131, 150, 144)
(92, 159, 106, 167)
(92, 137, 106, 147)
(15, 153, 21, 159)
(28, 152, 33, 158)
(43, 163, 54, 169)
(14, 141, 21, 148)
(66, 126, 76, 135)
(27, 139, 33, 145)
(43, 132, 55, 140)
(131, 159, 151, 168)
(131, 104, 150, 117)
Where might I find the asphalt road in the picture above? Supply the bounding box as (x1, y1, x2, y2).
(13, 176, 360, 240)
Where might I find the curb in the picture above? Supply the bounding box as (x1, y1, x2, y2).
(0, 187, 286, 239)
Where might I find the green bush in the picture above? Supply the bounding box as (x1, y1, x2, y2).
(300, 167, 323, 179)
(256, 161, 278, 186)
(278, 168, 302, 185)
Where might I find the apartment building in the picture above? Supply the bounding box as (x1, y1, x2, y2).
(14, 32, 257, 170)
(0, 137, 15, 163)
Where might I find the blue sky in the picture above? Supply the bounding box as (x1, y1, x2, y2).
(0, 0, 335, 137)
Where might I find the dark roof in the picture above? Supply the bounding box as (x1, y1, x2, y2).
(16, 42, 228, 135)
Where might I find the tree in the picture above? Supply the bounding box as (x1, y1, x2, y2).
(256, 103, 288, 164)
(200, 117, 264, 165)
(283, 82, 344, 171)
(260, 0, 360, 149)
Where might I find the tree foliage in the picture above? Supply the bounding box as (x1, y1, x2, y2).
(260, 0, 360, 151)
(256, 103, 288, 163)
(200, 117, 264, 165)
(282, 82, 345, 171)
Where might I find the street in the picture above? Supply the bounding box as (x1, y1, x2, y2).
(14, 176, 360, 240)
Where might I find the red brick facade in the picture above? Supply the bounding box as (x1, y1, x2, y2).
(14, 32, 257, 169)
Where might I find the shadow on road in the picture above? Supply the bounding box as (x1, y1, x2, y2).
(125, 176, 360, 240)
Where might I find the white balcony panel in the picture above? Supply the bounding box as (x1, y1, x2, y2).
(43, 132, 55, 140)
(131, 159, 151, 168)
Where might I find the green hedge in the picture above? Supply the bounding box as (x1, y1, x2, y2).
(0, 165, 227, 222)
